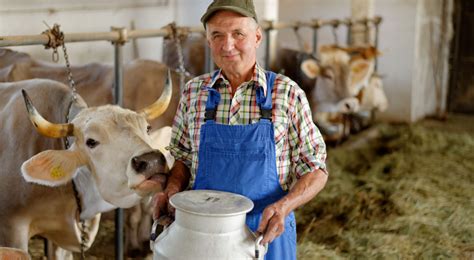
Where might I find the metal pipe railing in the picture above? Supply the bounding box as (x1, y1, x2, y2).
(111, 26, 125, 260)
(259, 16, 381, 31)
(0, 17, 382, 48)
(0, 26, 204, 47)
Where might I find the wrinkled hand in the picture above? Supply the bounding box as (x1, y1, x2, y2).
(256, 203, 288, 244)
(152, 188, 179, 226)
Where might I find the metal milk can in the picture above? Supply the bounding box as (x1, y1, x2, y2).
(151, 190, 267, 259)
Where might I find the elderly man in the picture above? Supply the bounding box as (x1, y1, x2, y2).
(153, 0, 328, 258)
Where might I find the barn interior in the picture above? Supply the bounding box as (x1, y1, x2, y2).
(1, 0, 473, 259)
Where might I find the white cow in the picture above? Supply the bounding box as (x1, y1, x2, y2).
(0, 74, 172, 259)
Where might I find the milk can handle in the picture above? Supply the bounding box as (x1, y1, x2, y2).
(255, 235, 268, 259)
(150, 216, 173, 242)
(150, 220, 160, 241)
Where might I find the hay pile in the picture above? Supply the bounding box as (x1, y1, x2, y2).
(296, 115, 474, 259)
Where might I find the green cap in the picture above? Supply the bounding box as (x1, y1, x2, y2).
(201, 0, 258, 27)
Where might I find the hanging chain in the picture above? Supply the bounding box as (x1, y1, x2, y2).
(71, 181, 87, 260)
(292, 23, 307, 53)
(167, 22, 190, 90)
(330, 19, 340, 46)
(42, 22, 86, 260)
(175, 32, 187, 90)
(42, 23, 78, 102)
(61, 43, 78, 102)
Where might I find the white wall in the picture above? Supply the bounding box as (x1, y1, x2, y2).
(375, 0, 418, 122)
(174, 0, 210, 26)
(411, 0, 453, 121)
(277, 0, 351, 51)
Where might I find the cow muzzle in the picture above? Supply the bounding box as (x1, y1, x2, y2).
(130, 150, 169, 195)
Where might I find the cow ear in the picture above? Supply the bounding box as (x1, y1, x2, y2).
(21, 150, 84, 187)
(301, 59, 320, 79)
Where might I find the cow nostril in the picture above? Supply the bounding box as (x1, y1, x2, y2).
(132, 157, 148, 173)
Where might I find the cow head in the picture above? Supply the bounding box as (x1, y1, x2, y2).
(306, 45, 379, 114)
(20, 71, 173, 208)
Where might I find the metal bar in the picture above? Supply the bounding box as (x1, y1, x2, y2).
(264, 28, 272, 70)
(373, 17, 383, 72)
(0, 26, 204, 47)
(112, 27, 125, 260)
(114, 208, 124, 260)
(0, 18, 382, 48)
(205, 44, 210, 73)
(113, 43, 124, 106)
(374, 23, 379, 71)
(346, 19, 352, 46)
(44, 238, 53, 260)
(312, 26, 319, 56)
(259, 16, 382, 31)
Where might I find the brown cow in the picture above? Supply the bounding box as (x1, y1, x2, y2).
(0, 48, 185, 130)
(0, 77, 171, 259)
(162, 34, 207, 77)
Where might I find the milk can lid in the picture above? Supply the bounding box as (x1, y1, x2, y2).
(170, 190, 254, 216)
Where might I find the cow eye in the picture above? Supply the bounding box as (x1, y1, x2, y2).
(147, 125, 152, 134)
(86, 138, 99, 148)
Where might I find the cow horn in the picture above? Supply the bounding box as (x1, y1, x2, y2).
(22, 89, 74, 138)
(140, 69, 172, 120)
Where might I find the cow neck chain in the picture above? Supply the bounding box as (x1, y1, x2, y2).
(61, 43, 79, 102)
(58, 30, 86, 259)
(293, 25, 307, 53)
(168, 22, 190, 91)
(64, 101, 87, 260)
(44, 23, 86, 260)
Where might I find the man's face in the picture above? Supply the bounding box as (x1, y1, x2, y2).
(206, 10, 262, 77)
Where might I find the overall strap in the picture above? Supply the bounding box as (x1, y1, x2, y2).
(256, 71, 277, 121)
(205, 70, 221, 121)
(205, 70, 277, 121)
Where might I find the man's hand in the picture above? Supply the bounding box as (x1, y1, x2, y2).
(256, 201, 289, 244)
(152, 189, 178, 226)
(152, 160, 191, 226)
(256, 169, 328, 244)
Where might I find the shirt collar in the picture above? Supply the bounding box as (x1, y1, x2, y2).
(202, 63, 269, 96)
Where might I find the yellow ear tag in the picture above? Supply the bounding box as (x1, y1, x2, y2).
(50, 165, 65, 179)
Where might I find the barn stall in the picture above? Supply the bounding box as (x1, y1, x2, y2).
(1, 0, 473, 259)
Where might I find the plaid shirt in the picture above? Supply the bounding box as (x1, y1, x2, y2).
(168, 63, 327, 191)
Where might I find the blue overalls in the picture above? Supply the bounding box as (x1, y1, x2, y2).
(193, 71, 297, 260)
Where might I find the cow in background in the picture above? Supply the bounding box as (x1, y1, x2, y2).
(162, 34, 207, 77)
(0, 48, 185, 130)
(273, 45, 388, 141)
(0, 48, 182, 258)
(0, 77, 171, 259)
(312, 45, 387, 139)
